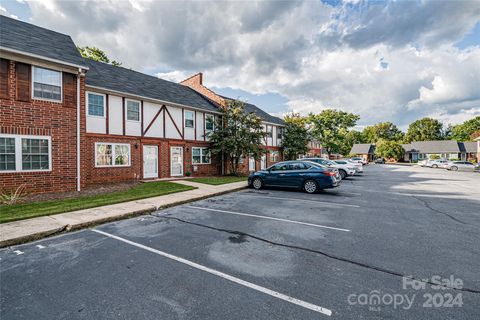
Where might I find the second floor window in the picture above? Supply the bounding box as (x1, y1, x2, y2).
(87, 92, 105, 117)
(32, 66, 62, 101)
(126, 100, 140, 121)
(205, 114, 214, 131)
(267, 126, 273, 138)
(277, 127, 283, 139)
(185, 111, 194, 128)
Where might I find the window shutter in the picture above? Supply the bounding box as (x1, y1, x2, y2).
(0, 59, 9, 99)
(63, 72, 76, 107)
(15, 62, 31, 102)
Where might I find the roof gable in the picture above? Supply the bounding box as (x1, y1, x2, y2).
(402, 140, 461, 153)
(350, 143, 375, 154)
(0, 15, 86, 68)
(221, 96, 284, 125)
(84, 60, 219, 113)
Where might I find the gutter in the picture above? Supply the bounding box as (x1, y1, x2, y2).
(76, 69, 83, 191)
(0, 47, 89, 70)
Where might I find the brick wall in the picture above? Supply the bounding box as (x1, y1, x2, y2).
(0, 59, 80, 194)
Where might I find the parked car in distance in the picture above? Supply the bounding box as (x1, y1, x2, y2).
(444, 161, 479, 171)
(350, 157, 367, 165)
(301, 158, 352, 180)
(375, 157, 385, 164)
(418, 159, 430, 167)
(425, 159, 449, 168)
(341, 159, 364, 173)
(248, 160, 340, 193)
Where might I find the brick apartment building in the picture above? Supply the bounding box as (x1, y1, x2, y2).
(0, 16, 285, 194)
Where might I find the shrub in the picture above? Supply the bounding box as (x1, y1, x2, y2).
(0, 184, 28, 205)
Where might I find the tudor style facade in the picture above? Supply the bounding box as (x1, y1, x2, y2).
(180, 73, 285, 173)
(1, 16, 286, 195)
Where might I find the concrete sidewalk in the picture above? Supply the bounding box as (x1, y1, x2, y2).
(0, 180, 247, 248)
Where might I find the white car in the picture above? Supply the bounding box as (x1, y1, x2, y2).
(345, 159, 364, 173)
(350, 157, 367, 165)
(425, 159, 449, 168)
(445, 161, 479, 171)
(301, 158, 356, 180)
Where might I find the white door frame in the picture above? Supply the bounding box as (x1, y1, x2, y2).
(261, 155, 267, 170)
(170, 146, 184, 176)
(143, 145, 158, 179)
(248, 157, 256, 171)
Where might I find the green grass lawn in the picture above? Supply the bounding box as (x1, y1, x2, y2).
(189, 176, 248, 185)
(0, 181, 195, 224)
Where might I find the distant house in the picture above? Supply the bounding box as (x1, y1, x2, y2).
(401, 140, 477, 162)
(349, 140, 479, 163)
(349, 143, 376, 162)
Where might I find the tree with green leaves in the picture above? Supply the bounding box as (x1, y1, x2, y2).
(281, 113, 310, 160)
(450, 116, 480, 141)
(208, 100, 265, 175)
(362, 122, 404, 143)
(308, 109, 360, 156)
(374, 139, 404, 161)
(340, 130, 365, 156)
(78, 46, 122, 66)
(405, 117, 443, 143)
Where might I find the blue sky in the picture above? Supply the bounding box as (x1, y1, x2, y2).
(2, 0, 479, 129)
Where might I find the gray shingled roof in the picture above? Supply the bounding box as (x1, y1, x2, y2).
(0, 15, 87, 68)
(220, 96, 284, 125)
(402, 140, 460, 153)
(350, 143, 375, 154)
(85, 59, 219, 113)
(461, 141, 478, 153)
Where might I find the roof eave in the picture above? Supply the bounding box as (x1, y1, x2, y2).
(86, 84, 222, 114)
(0, 46, 89, 70)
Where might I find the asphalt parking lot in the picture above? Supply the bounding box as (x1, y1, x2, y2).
(1, 165, 479, 319)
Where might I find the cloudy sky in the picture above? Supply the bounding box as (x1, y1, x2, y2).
(2, 0, 479, 129)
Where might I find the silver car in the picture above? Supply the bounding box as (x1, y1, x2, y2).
(426, 159, 449, 168)
(445, 161, 479, 171)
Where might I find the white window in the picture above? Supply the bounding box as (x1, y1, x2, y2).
(185, 110, 194, 128)
(95, 143, 130, 167)
(126, 99, 140, 122)
(205, 114, 214, 131)
(87, 92, 105, 117)
(269, 151, 279, 162)
(277, 127, 283, 139)
(267, 126, 273, 138)
(32, 66, 62, 101)
(0, 134, 51, 172)
(192, 147, 211, 164)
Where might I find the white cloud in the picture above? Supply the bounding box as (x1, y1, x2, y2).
(25, 0, 480, 127)
(0, 5, 19, 19)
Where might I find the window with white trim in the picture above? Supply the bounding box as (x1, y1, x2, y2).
(269, 151, 279, 162)
(185, 111, 194, 128)
(205, 114, 214, 131)
(267, 126, 273, 138)
(277, 127, 283, 139)
(95, 143, 130, 167)
(87, 92, 105, 117)
(192, 147, 211, 164)
(126, 99, 140, 121)
(0, 135, 51, 172)
(32, 66, 62, 101)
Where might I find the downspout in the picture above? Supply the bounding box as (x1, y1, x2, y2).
(76, 69, 82, 191)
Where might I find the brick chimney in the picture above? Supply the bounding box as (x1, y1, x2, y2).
(180, 73, 226, 107)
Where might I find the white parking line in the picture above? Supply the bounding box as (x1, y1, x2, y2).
(92, 229, 332, 317)
(238, 194, 360, 208)
(186, 206, 351, 232)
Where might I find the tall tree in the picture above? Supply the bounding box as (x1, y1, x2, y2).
(309, 109, 360, 155)
(374, 140, 404, 161)
(362, 122, 404, 143)
(208, 100, 265, 175)
(341, 130, 365, 156)
(281, 113, 310, 160)
(78, 46, 122, 66)
(451, 116, 480, 141)
(405, 117, 443, 143)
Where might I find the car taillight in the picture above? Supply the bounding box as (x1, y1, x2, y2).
(323, 171, 335, 176)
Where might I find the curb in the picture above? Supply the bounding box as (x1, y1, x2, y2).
(0, 185, 247, 249)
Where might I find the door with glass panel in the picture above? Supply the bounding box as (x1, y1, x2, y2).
(260, 155, 267, 170)
(143, 145, 158, 179)
(170, 146, 183, 176)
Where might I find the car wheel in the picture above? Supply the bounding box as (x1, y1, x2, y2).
(338, 170, 347, 180)
(252, 177, 263, 190)
(303, 179, 318, 194)
(451, 166, 458, 171)
(432, 164, 438, 168)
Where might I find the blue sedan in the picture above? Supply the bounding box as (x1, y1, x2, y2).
(248, 160, 340, 193)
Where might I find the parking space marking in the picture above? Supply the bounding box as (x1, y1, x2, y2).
(92, 229, 332, 316)
(186, 206, 351, 232)
(238, 194, 361, 208)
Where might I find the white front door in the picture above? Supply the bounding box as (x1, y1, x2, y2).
(143, 145, 158, 179)
(170, 146, 184, 176)
(261, 155, 267, 170)
(248, 157, 256, 171)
